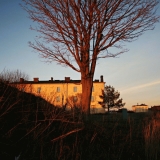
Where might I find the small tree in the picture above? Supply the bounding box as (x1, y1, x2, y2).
(99, 85, 125, 112)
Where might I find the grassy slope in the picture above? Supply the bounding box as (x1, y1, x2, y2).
(0, 81, 160, 160)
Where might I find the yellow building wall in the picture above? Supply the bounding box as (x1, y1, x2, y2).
(132, 105, 148, 112)
(17, 81, 105, 113)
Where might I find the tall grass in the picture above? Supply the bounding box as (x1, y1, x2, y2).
(0, 77, 160, 159)
(144, 112, 160, 160)
(0, 80, 84, 159)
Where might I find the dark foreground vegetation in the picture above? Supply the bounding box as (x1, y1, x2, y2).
(0, 81, 160, 160)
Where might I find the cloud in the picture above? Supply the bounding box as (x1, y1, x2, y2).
(121, 80, 160, 93)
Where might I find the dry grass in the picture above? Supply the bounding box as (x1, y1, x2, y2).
(0, 80, 160, 159)
(144, 112, 160, 160)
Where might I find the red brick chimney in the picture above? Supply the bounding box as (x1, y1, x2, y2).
(33, 78, 39, 82)
(20, 78, 24, 83)
(65, 77, 70, 82)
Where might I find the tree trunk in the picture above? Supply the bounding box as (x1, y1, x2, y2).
(81, 76, 93, 115)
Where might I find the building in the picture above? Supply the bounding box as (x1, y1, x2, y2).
(132, 103, 148, 112)
(14, 76, 105, 114)
(149, 105, 160, 111)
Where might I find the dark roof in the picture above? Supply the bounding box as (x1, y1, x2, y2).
(151, 105, 160, 108)
(11, 79, 104, 84)
(132, 104, 148, 107)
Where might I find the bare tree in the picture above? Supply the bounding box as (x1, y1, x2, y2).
(22, 0, 159, 115)
(0, 69, 29, 82)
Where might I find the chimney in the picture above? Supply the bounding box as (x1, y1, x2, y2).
(51, 77, 53, 81)
(100, 75, 103, 82)
(94, 79, 99, 82)
(33, 78, 39, 82)
(20, 78, 24, 83)
(65, 77, 70, 82)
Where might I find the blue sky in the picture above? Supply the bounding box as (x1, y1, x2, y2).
(0, 0, 160, 110)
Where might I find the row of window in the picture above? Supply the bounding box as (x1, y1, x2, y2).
(56, 86, 77, 92)
(57, 86, 94, 92)
(56, 96, 95, 102)
(57, 86, 78, 92)
(37, 86, 94, 93)
(30, 87, 96, 102)
(56, 96, 78, 102)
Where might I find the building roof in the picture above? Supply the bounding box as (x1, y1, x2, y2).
(132, 103, 148, 107)
(11, 76, 105, 84)
(14, 80, 81, 84)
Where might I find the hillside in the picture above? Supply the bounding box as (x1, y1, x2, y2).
(0, 81, 160, 160)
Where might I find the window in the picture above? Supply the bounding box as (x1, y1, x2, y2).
(92, 86, 94, 92)
(56, 96, 60, 102)
(73, 86, 77, 92)
(37, 87, 41, 93)
(73, 96, 78, 102)
(57, 87, 60, 92)
(21, 87, 25, 92)
(91, 96, 94, 102)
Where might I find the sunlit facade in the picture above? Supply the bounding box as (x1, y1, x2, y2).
(15, 76, 105, 114)
(132, 104, 148, 112)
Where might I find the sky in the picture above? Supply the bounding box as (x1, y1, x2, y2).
(0, 0, 160, 110)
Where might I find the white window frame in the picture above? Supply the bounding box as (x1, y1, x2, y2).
(56, 96, 60, 102)
(37, 87, 41, 93)
(57, 87, 60, 92)
(73, 96, 78, 102)
(73, 86, 77, 92)
(21, 87, 25, 92)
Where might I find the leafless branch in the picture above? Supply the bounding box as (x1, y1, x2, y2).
(22, 0, 159, 76)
